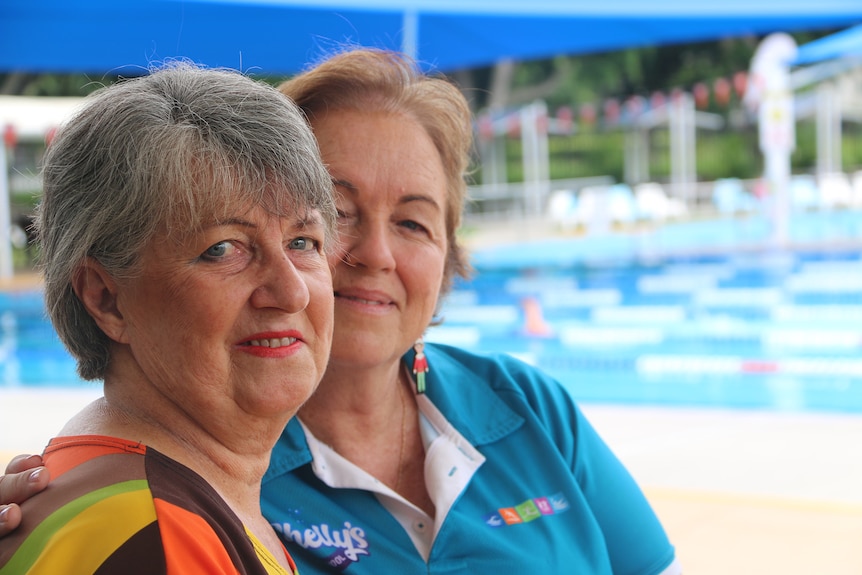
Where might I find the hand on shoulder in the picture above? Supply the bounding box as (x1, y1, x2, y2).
(0, 454, 49, 537)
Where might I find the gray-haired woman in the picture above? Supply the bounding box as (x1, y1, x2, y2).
(0, 62, 335, 574)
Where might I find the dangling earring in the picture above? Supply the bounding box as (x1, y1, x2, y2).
(412, 338, 429, 394)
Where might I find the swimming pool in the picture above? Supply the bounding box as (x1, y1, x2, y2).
(0, 288, 79, 387)
(429, 237, 862, 414)
(4, 216, 862, 414)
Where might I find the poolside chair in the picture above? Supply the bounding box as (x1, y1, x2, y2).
(851, 171, 862, 207)
(574, 185, 607, 230)
(788, 175, 819, 212)
(634, 183, 668, 221)
(712, 178, 758, 214)
(546, 189, 579, 231)
(605, 184, 638, 225)
(634, 182, 688, 222)
(817, 172, 853, 210)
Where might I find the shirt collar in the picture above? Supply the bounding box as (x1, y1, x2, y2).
(403, 343, 524, 446)
(262, 417, 312, 483)
(263, 343, 524, 481)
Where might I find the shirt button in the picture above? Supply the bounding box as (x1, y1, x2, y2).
(413, 519, 427, 532)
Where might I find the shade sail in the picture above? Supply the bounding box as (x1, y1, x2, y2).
(795, 23, 862, 64)
(2, 1, 862, 75)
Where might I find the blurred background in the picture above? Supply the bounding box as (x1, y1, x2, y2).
(1, 2, 862, 572)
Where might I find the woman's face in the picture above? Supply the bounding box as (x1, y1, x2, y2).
(312, 109, 448, 370)
(110, 203, 333, 426)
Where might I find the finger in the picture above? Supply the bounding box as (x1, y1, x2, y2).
(5, 454, 42, 475)
(0, 466, 51, 505)
(0, 504, 23, 536)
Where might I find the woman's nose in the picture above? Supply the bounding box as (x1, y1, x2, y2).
(339, 222, 396, 271)
(252, 253, 310, 313)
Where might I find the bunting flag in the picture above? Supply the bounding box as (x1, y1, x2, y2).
(473, 70, 750, 136)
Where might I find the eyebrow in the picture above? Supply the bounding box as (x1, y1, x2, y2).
(399, 194, 441, 212)
(332, 178, 356, 191)
(209, 212, 323, 232)
(332, 178, 441, 212)
(210, 217, 257, 230)
(295, 211, 325, 231)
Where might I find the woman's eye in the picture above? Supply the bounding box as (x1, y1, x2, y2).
(401, 220, 427, 233)
(336, 209, 354, 225)
(202, 241, 233, 260)
(289, 237, 319, 252)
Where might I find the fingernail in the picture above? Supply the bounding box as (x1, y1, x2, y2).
(0, 506, 9, 524)
(28, 468, 43, 482)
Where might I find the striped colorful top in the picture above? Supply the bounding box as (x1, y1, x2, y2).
(0, 435, 298, 575)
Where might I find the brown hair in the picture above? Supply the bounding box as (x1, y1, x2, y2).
(279, 48, 474, 300)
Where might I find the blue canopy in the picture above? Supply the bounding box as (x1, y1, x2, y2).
(795, 22, 862, 64)
(2, 1, 862, 75)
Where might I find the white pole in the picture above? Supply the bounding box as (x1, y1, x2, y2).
(535, 101, 550, 213)
(683, 93, 697, 206)
(521, 102, 548, 216)
(0, 131, 13, 280)
(815, 82, 841, 176)
(401, 9, 418, 61)
(669, 95, 685, 202)
(520, 104, 536, 216)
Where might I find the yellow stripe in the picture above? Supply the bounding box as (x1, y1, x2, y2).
(245, 526, 294, 575)
(1, 480, 156, 575)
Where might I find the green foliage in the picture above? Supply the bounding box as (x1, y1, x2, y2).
(546, 133, 623, 181)
(483, 122, 860, 186)
(0, 72, 114, 96)
(502, 31, 837, 113)
(697, 130, 761, 181)
(791, 122, 818, 171)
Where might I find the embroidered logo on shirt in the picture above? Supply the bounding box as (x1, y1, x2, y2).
(483, 492, 570, 527)
(272, 520, 370, 570)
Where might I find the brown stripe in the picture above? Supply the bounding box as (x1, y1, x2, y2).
(93, 522, 166, 575)
(146, 448, 268, 575)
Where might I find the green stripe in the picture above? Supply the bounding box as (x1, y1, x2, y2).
(0, 479, 150, 575)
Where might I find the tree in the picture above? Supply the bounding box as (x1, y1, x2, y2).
(454, 30, 836, 113)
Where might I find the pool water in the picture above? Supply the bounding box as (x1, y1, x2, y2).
(4, 243, 862, 414)
(0, 289, 80, 387)
(429, 246, 862, 414)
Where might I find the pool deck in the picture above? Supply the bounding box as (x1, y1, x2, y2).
(1, 389, 860, 574)
(584, 404, 862, 574)
(0, 271, 41, 291)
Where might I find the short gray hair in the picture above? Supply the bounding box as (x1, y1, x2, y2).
(35, 61, 335, 380)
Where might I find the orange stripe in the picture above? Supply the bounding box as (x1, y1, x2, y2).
(44, 436, 146, 479)
(154, 498, 241, 574)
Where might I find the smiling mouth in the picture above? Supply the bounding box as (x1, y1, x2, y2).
(337, 293, 388, 306)
(244, 337, 297, 348)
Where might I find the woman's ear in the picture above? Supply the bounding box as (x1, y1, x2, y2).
(72, 258, 128, 343)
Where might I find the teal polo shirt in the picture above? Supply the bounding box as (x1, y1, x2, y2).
(262, 343, 679, 574)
